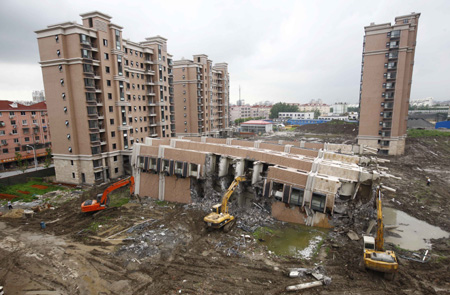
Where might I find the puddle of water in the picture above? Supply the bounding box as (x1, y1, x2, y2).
(255, 224, 328, 259)
(383, 207, 449, 251)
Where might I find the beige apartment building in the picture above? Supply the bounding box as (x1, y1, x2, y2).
(358, 13, 420, 155)
(173, 55, 230, 136)
(35, 11, 174, 184)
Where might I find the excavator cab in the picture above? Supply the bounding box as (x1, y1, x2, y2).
(212, 204, 222, 214)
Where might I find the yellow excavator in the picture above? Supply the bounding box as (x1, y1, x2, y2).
(204, 176, 246, 232)
(363, 186, 399, 279)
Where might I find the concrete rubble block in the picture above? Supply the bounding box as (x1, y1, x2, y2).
(347, 230, 360, 241)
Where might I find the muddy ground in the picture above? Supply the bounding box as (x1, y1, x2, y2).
(1, 130, 449, 295)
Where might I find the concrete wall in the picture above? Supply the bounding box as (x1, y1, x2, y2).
(0, 167, 55, 186)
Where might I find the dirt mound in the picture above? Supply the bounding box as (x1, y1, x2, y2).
(1, 209, 24, 218)
(296, 121, 358, 136)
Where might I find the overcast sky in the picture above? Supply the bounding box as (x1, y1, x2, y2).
(0, 0, 449, 105)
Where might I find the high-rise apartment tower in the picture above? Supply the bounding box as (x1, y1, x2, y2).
(173, 55, 231, 136)
(36, 11, 174, 184)
(358, 13, 420, 155)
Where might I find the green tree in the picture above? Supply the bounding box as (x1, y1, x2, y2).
(269, 103, 299, 119)
(44, 147, 52, 168)
(348, 107, 359, 112)
(313, 109, 321, 119)
(15, 152, 28, 173)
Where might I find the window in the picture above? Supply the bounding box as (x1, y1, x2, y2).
(24, 137, 30, 142)
(115, 29, 121, 50)
(109, 106, 113, 113)
(105, 66, 110, 73)
(20, 111, 25, 116)
(403, 19, 409, 24)
(55, 35, 59, 43)
(2, 148, 8, 154)
(114, 167, 119, 174)
(110, 119, 114, 125)
(114, 156, 118, 162)
(108, 93, 112, 100)
(22, 120, 27, 125)
(107, 80, 111, 86)
(104, 53, 109, 60)
(112, 143, 117, 150)
(0, 130, 4, 135)
(59, 64, 63, 72)
(103, 39, 108, 46)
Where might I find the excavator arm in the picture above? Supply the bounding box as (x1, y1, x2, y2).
(99, 176, 135, 205)
(375, 187, 384, 251)
(220, 176, 246, 215)
(81, 176, 135, 213)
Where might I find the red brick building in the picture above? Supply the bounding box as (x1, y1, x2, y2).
(0, 101, 51, 170)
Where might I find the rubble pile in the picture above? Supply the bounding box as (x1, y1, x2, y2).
(117, 223, 192, 260)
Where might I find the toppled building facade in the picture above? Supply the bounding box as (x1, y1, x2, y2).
(131, 137, 387, 227)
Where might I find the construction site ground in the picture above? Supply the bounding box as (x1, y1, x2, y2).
(1, 129, 449, 294)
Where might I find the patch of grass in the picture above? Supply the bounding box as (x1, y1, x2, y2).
(407, 129, 450, 138)
(0, 180, 67, 202)
(88, 221, 102, 232)
(312, 239, 325, 260)
(87, 216, 111, 233)
(110, 197, 129, 208)
(252, 227, 274, 240)
(155, 200, 169, 207)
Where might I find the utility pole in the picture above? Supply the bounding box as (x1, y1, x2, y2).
(26, 145, 38, 171)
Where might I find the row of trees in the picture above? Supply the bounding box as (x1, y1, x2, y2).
(269, 103, 323, 119)
(14, 147, 52, 173)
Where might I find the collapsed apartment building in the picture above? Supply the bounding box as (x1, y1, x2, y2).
(131, 137, 387, 228)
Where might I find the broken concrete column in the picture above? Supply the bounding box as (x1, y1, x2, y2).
(158, 174, 165, 201)
(304, 172, 316, 207)
(286, 281, 323, 291)
(284, 145, 293, 153)
(339, 182, 355, 197)
(205, 154, 215, 175)
(252, 162, 263, 185)
(218, 156, 229, 177)
(235, 159, 245, 177)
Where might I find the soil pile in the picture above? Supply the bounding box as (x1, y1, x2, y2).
(296, 121, 359, 136)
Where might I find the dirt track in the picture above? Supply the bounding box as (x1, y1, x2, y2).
(1, 133, 449, 294)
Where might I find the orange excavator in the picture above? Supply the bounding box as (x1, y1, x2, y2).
(81, 176, 135, 213)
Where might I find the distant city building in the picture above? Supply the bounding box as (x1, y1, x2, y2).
(410, 97, 433, 107)
(0, 101, 51, 170)
(279, 112, 314, 120)
(36, 11, 174, 184)
(358, 13, 420, 155)
(32, 90, 45, 103)
(173, 55, 230, 137)
(298, 99, 330, 115)
(332, 102, 348, 115)
(240, 120, 273, 134)
(230, 104, 271, 122)
(348, 112, 359, 120)
(318, 115, 349, 121)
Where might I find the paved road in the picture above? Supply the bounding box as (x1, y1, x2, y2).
(0, 164, 54, 178)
